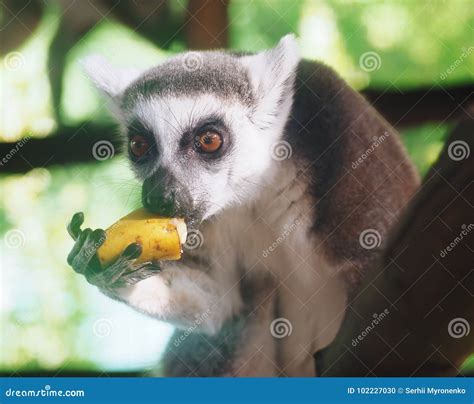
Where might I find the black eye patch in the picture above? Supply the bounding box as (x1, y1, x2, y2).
(179, 115, 232, 161)
(126, 120, 157, 164)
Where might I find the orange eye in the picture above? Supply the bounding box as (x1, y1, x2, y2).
(196, 131, 222, 153)
(130, 135, 150, 158)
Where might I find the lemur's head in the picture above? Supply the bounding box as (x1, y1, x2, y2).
(84, 35, 299, 224)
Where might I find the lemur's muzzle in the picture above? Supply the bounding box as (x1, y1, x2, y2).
(141, 170, 192, 218)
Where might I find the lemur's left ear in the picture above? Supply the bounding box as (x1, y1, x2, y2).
(241, 34, 299, 125)
(81, 55, 144, 101)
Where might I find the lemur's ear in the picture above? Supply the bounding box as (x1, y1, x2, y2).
(81, 55, 143, 100)
(241, 34, 299, 125)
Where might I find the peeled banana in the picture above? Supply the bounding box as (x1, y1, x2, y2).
(97, 208, 187, 267)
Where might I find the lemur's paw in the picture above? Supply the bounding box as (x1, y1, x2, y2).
(66, 212, 161, 288)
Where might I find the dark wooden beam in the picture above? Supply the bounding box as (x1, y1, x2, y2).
(363, 83, 473, 128)
(0, 123, 121, 174)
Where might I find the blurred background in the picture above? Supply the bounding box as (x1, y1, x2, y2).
(0, 0, 473, 375)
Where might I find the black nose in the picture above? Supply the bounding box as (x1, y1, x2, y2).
(142, 177, 176, 216)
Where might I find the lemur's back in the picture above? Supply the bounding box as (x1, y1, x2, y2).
(288, 60, 420, 285)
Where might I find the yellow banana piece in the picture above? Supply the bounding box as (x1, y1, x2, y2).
(97, 208, 187, 267)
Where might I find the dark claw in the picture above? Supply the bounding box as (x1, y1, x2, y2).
(122, 243, 143, 260)
(67, 212, 84, 240)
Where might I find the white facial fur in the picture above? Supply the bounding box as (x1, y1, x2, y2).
(83, 35, 300, 221)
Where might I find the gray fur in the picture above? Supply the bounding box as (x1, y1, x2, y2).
(122, 52, 255, 109)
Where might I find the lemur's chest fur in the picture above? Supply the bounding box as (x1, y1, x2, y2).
(180, 160, 348, 376)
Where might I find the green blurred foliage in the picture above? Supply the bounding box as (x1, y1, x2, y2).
(0, 0, 472, 372)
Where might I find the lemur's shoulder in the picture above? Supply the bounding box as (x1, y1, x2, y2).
(288, 60, 420, 285)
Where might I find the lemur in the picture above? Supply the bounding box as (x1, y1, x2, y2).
(67, 35, 420, 376)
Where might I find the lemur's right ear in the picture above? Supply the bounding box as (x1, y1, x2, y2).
(241, 35, 299, 127)
(81, 55, 144, 101)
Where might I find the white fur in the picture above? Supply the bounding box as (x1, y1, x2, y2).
(112, 159, 347, 375)
(130, 94, 284, 218)
(81, 55, 144, 99)
(241, 34, 299, 129)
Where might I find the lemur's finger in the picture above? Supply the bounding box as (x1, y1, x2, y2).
(91, 229, 107, 248)
(84, 243, 137, 286)
(122, 242, 143, 260)
(86, 255, 131, 287)
(84, 229, 107, 276)
(85, 243, 146, 288)
(118, 261, 162, 287)
(69, 228, 94, 273)
(67, 230, 88, 267)
(67, 212, 84, 241)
